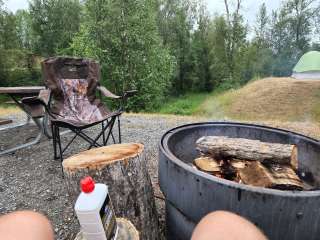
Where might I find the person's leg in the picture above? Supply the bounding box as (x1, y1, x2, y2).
(0, 211, 54, 240)
(192, 211, 267, 240)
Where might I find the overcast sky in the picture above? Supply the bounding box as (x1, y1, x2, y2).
(4, 0, 281, 25)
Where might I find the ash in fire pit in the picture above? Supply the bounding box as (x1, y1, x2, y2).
(193, 136, 314, 191)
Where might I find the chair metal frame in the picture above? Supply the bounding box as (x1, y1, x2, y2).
(40, 87, 136, 162)
(51, 113, 121, 162)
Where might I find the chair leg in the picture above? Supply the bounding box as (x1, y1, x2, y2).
(118, 116, 121, 143)
(56, 126, 63, 163)
(88, 117, 115, 149)
(55, 126, 65, 176)
(102, 121, 106, 145)
(52, 124, 58, 160)
(106, 119, 116, 144)
(105, 117, 116, 145)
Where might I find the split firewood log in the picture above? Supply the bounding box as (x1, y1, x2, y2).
(238, 161, 303, 190)
(193, 156, 221, 172)
(196, 136, 298, 170)
(193, 156, 222, 178)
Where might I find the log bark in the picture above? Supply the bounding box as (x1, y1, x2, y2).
(196, 136, 298, 170)
(74, 218, 139, 240)
(63, 143, 159, 240)
(238, 161, 303, 190)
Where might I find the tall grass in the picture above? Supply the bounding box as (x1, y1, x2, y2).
(156, 93, 210, 115)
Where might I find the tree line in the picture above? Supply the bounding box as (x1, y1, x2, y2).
(0, 0, 319, 111)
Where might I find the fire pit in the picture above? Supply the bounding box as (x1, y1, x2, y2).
(159, 122, 320, 240)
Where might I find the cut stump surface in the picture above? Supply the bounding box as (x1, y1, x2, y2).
(63, 143, 159, 240)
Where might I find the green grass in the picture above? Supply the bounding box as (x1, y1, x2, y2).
(157, 93, 210, 115)
(0, 95, 10, 106)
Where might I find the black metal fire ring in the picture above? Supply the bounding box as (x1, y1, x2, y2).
(159, 121, 320, 197)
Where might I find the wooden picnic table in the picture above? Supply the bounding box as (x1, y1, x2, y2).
(0, 86, 45, 95)
(0, 86, 50, 155)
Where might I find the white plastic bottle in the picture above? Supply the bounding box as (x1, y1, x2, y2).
(75, 176, 118, 240)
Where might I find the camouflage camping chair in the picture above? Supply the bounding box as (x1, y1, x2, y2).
(27, 57, 136, 162)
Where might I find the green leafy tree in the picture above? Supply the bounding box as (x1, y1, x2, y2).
(207, 16, 230, 88)
(15, 10, 34, 50)
(71, 0, 175, 111)
(0, 12, 19, 49)
(190, 2, 212, 91)
(254, 3, 269, 48)
(0, 3, 21, 86)
(29, 0, 81, 56)
(285, 0, 320, 54)
(249, 3, 273, 78)
(268, 0, 320, 76)
(269, 7, 294, 76)
(157, 0, 197, 94)
(220, 0, 247, 85)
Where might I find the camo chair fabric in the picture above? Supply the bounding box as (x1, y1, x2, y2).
(42, 57, 115, 127)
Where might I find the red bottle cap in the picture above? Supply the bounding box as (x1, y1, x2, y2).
(81, 176, 95, 193)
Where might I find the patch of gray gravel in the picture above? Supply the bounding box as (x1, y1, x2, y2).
(0, 113, 201, 240)
(0, 111, 28, 131)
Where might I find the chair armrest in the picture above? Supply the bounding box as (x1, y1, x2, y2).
(38, 89, 51, 105)
(21, 89, 53, 118)
(97, 86, 121, 99)
(21, 89, 51, 106)
(123, 90, 138, 99)
(21, 96, 45, 118)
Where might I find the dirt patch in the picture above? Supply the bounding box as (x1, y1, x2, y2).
(201, 77, 320, 122)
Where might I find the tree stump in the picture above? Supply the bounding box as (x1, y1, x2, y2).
(74, 218, 139, 240)
(63, 143, 159, 240)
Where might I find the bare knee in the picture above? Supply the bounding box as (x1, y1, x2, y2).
(192, 211, 267, 240)
(0, 211, 54, 240)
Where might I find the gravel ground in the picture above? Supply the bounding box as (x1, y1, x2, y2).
(0, 113, 204, 240)
(1, 112, 320, 240)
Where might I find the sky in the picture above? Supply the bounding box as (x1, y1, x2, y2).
(4, 0, 281, 25)
(206, 0, 280, 24)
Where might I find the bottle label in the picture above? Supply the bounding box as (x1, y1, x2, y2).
(100, 194, 117, 240)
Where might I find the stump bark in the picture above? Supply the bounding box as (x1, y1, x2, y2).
(74, 218, 139, 240)
(63, 143, 159, 240)
(197, 136, 298, 169)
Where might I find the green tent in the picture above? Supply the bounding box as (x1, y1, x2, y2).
(292, 51, 320, 79)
